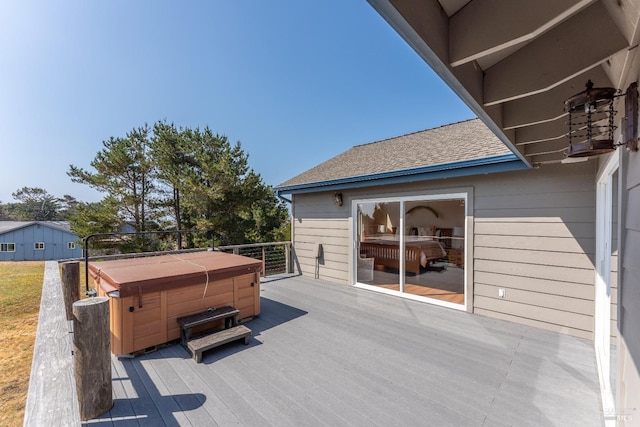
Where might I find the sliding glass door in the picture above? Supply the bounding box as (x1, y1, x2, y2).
(356, 201, 401, 287)
(355, 194, 466, 309)
(403, 198, 465, 305)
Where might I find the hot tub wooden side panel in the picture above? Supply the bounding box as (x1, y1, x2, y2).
(97, 291, 134, 355)
(132, 291, 165, 351)
(166, 278, 235, 341)
(99, 271, 261, 355)
(234, 273, 260, 320)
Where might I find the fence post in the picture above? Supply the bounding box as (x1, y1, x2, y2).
(285, 243, 291, 273)
(61, 261, 80, 321)
(261, 246, 266, 277)
(73, 297, 112, 420)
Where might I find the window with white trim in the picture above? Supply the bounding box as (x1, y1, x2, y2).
(34, 242, 45, 250)
(67, 242, 75, 249)
(1, 243, 16, 252)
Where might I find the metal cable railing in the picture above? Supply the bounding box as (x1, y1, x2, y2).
(217, 242, 291, 276)
(81, 232, 292, 295)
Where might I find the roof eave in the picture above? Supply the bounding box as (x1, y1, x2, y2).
(365, 0, 531, 167)
(0, 221, 74, 236)
(276, 154, 525, 195)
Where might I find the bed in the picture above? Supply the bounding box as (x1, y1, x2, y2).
(360, 236, 447, 275)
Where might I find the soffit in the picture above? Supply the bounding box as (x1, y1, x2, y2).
(368, 0, 640, 166)
(439, 0, 470, 16)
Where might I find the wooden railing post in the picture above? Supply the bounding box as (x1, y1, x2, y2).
(61, 261, 80, 321)
(72, 297, 112, 420)
(261, 246, 266, 277)
(285, 243, 291, 273)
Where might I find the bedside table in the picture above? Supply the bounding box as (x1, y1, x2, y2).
(448, 248, 464, 268)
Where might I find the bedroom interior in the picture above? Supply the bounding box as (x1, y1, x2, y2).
(356, 197, 465, 305)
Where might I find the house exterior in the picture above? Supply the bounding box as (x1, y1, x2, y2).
(276, 118, 600, 339)
(278, 1, 640, 424)
(0, 221, 83, 261)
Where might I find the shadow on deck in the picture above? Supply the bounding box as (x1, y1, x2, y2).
(26, 264, 604, 426)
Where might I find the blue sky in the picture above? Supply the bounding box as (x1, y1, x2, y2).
(0, 1, 474, 204)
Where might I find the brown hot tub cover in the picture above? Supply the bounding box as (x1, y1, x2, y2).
(89, 251, 262, 297)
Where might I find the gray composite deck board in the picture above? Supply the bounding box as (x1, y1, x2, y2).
(85, 274, 604, 426)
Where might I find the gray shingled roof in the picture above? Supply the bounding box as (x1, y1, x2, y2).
(0, 221, 73, 235)
(276, 118, 513, 189)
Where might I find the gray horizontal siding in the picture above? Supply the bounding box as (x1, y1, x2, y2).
(291, 162, 597, 338)
(475, 284, 593, 316)
(474, 190, 595, 210)
(475, 207, 595, 222)
(475, 271, 593, 300)
(476, 247, 593, 269)
(292, 194, 351, 284)
(475, 234, 594, 254)
(474, 259, 594, 284)
(474, 296, 593, 332)
(473, 162, 596, 338)
(475, 221, 595, 239)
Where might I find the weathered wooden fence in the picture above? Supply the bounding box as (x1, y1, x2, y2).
(24, 261, 80, 426)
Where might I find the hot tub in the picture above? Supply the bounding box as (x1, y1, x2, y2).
(89, 251, 261, 355)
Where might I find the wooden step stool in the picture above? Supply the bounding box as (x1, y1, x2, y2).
(177, 306, 251, 363)
(187, 325, 252, 363)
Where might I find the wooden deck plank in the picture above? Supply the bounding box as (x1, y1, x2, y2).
(114, 358, 168, 427)
(167, 344, 299, 427)
(83, 274, 603, 426)
(152, 345, 246, 427)
(265, 280, 524, 388)
(247, 295, 493, 424)
(24, 261, 80, 427)
(203, 291, 489, 425)
(227, 318, 385, 426)
(221, 338, 372, 426)
(102, 359, 135, 426)
(179, 344, 317, 425)
(133, 355, 214, 427)
(242, 314, 459, 426)
(257, 276, 602, 425)
(129, 356, 195, 426)
(183, 337, 332, 426)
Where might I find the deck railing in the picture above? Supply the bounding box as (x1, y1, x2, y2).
(78, 241, 293, 292)
(217, 241, 292, 276)
(83, 241, 293, 277)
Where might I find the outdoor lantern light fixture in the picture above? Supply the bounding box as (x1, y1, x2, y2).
(333, 192, 343, 206)
(564, 80, 639, 158)
(565, 80, 618, 158)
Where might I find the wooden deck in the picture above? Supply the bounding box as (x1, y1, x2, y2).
(24, 261, 80, 427)
(86, 274, 604, 426)
(25, 264, 604, 426)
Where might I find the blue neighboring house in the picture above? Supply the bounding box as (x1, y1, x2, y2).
(0, 221, 83, 261)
